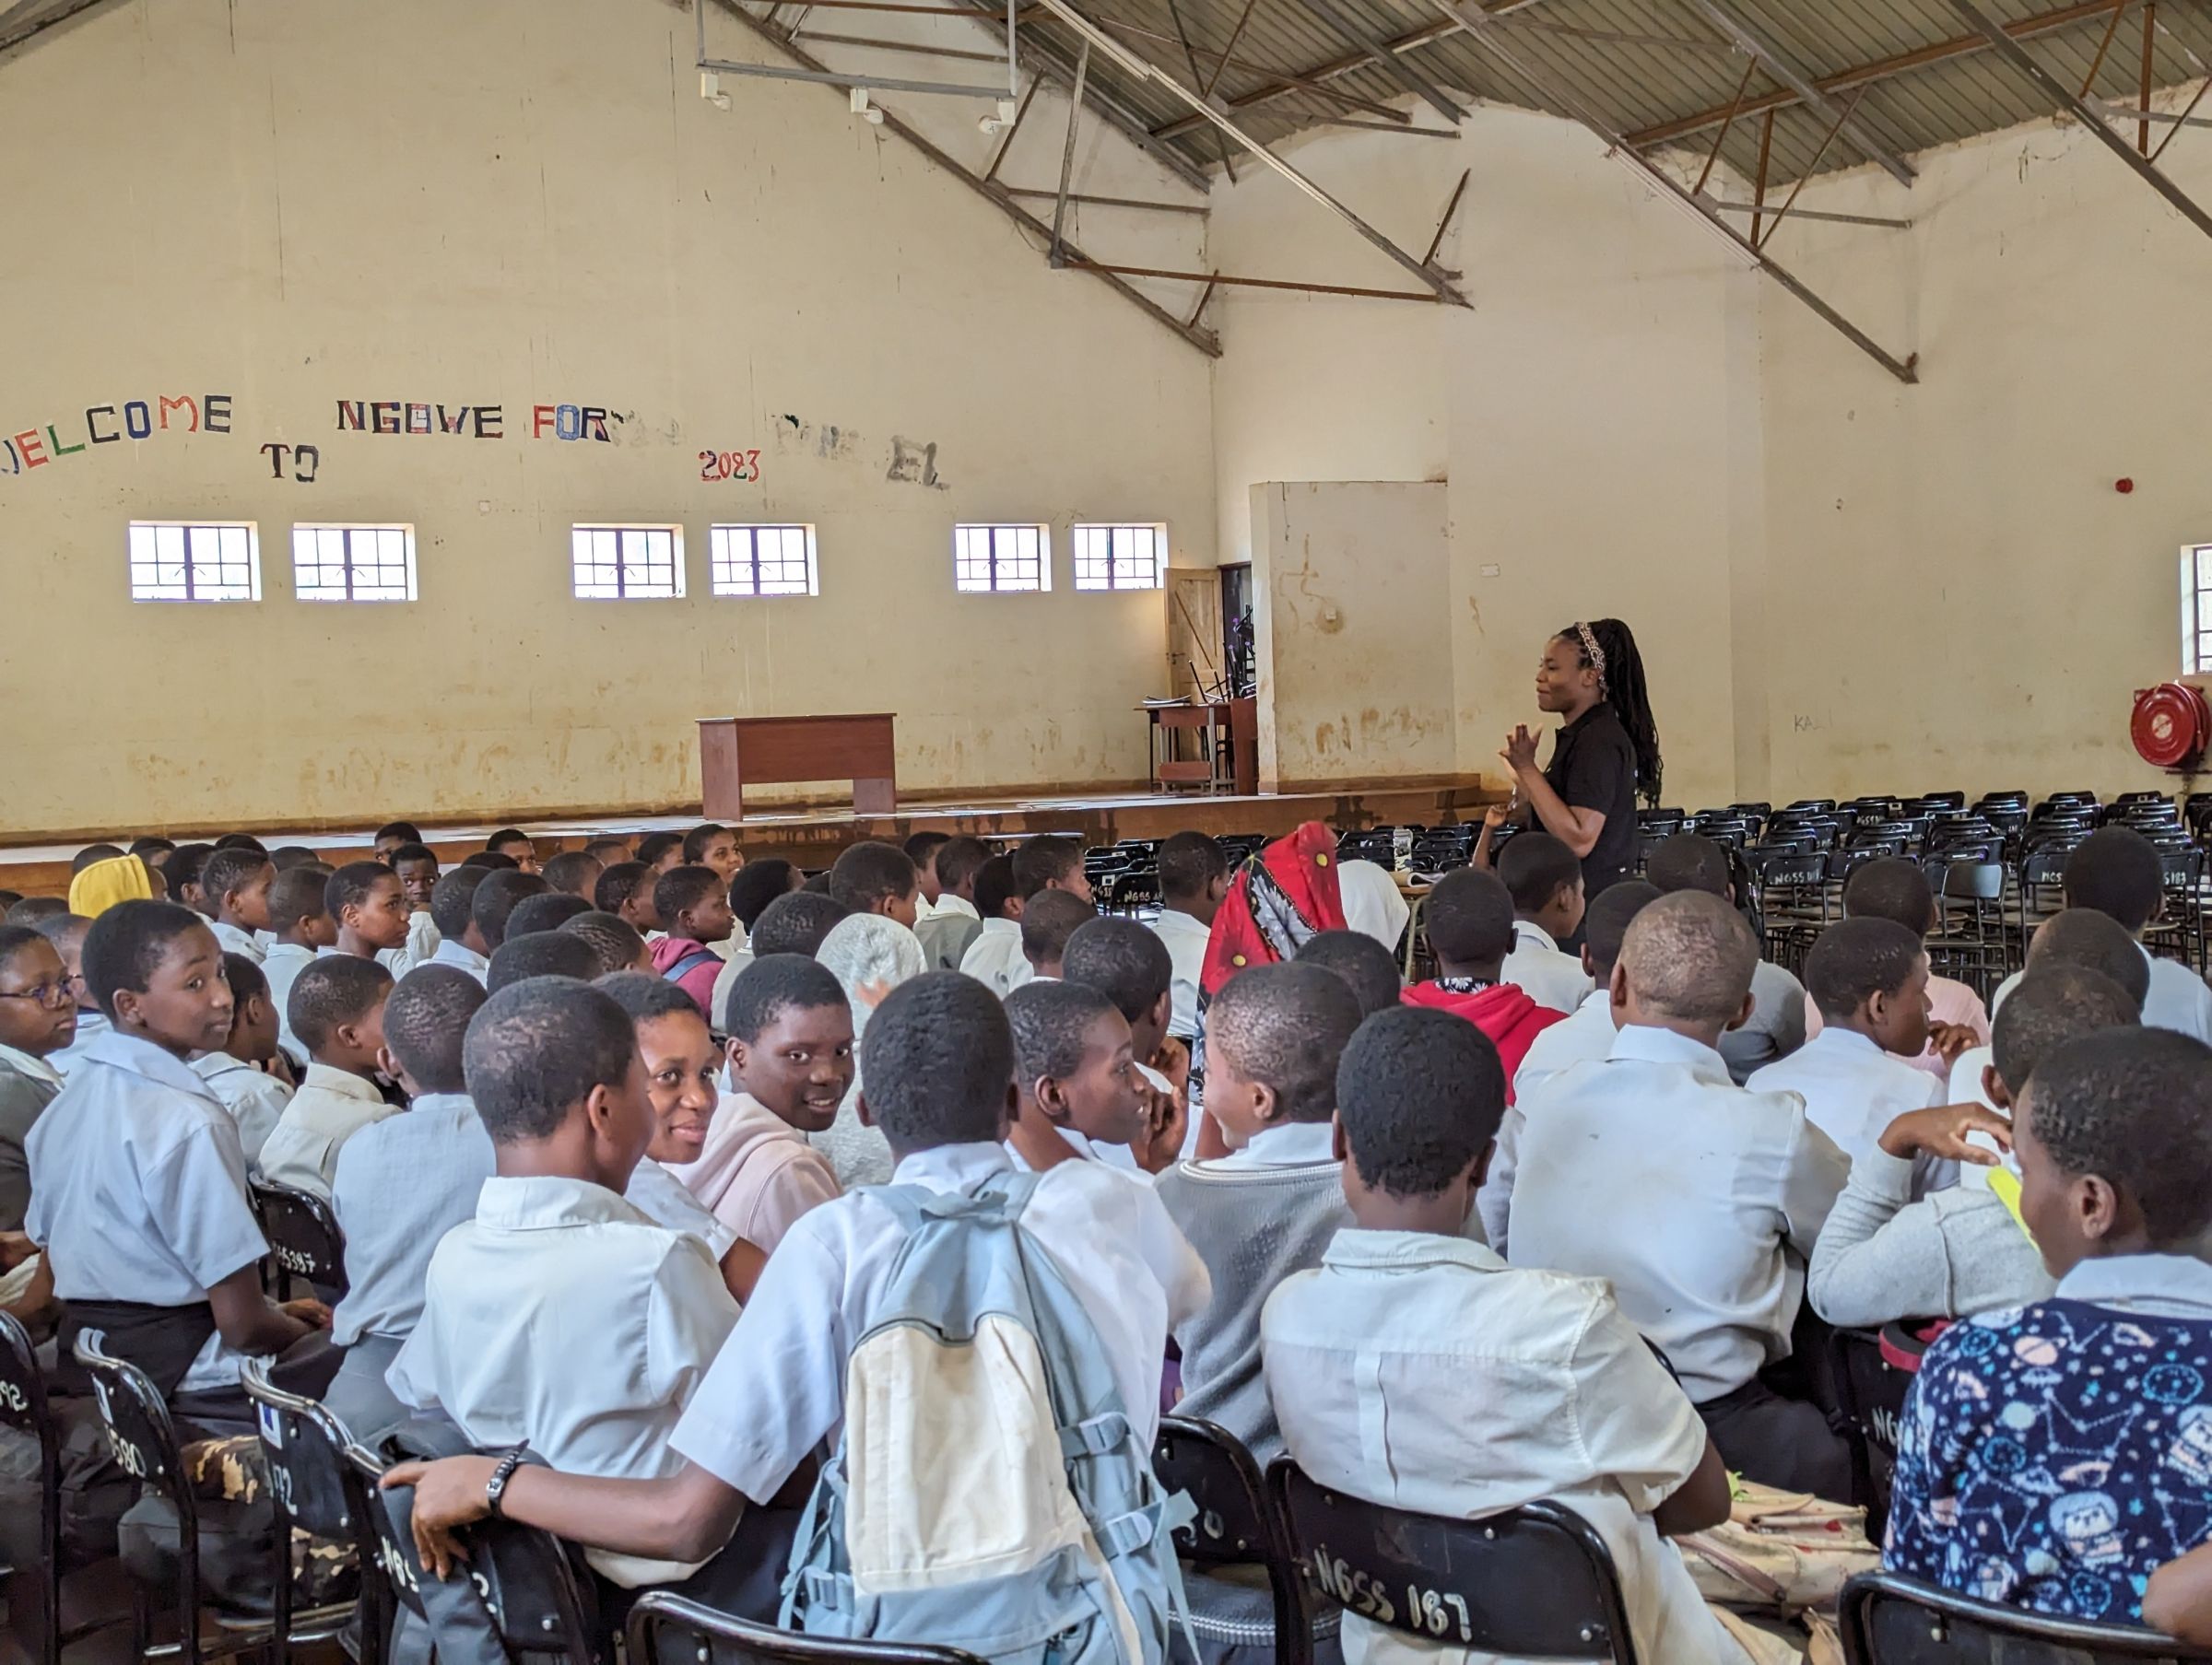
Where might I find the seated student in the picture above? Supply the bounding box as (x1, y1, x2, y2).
(1402, 868, 1569, 1086)
(729, 859, 803, 938)
(684, 823, 743, 884)
(649, 866, 736, 1019)
(260, 863, 335, 1048)
(811, 914, 927, 1188)
(1647, 832, 1807, 1083)
(425, 865, 494, 985)
(595, 860, 660, 936)
(826, 840, 922, 930)
(324, 966, 495, 1440)
(1004, 980, 1149, 1176)
(4, 896, 68, 930)
(505, 890, 594, 940)
(564, 910, 655, 977)
(37, 914, 106, 1073)
(1149, 832, 1230, 1050)
(1479, 880, 1662, 1254)
(1987, 826, 2212, 1043)
(1498, 831, 1595, 1014)
(1064, 915, 1190, 1171)
(1263, 1006, 1747, 1665)
(163, 842, 214, 913)
(1887, 1027, 2212, 1625)
(130, 834, 178, 875)
(464, 850, 518, 873)
(1292, 929, 1404, 1017)
(585, 835, 635, 867)
(70, 851, 157, 920)
(1509, 890, 1853, 1498)
(1156, 961, 1365, 1460)
(269, 845, 321, 872)
(959, 851, 1030, 994)
(913, 836, 990, 972)
(1018, 889, 1092, 982)
(669, 955, 846, 1255)
(1807, 965, 2136, 1330)
(258, 956, 398, 1200)
(488, 931, 604, 991)
(1748, 917, 1945, 1174)
(635, 830, 686, 875)
(1806, 858, 1988, 1080)
(747, 889, 850, 959)
(543, 850, 603, 905)
(595, 974, 761, 1301)
(71, 842, 125, 874)
(1947, 909, 2151, 1110)
(373, 821, 424, 862)
(388, 977, 742, 1593)
(191, 954, 294, 1167)
(903, 830, 951, 920)
(328, 860, 414, 967)
(383, 841, 443, 975)
(472, 868, 550, 959)
(26, 901, 332, 1425)
(198, 847, 276, 965)
(386, 973, 1209, 1629)
(485, 827, 541, 874)
(0, 925, 75, 1230)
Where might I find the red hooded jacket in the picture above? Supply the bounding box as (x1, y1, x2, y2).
(1400, 980, 1569, 1099)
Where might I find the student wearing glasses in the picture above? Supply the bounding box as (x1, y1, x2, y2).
(0, 924, 77, 1229)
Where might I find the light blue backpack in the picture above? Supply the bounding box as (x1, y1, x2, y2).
(780, 1172, 1194, 1665)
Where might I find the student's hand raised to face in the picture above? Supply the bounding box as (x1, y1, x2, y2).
(1925, 1020, 1979, 1066)
(1877, 1102, 2012, 1166)
(382, 1456, 495, 1580)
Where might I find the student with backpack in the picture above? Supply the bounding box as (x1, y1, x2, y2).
(386, 971, 1209, 1659)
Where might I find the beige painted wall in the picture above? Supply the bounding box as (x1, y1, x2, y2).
(1249, 480, 1454, 789)
(0, 0, 1216, 838)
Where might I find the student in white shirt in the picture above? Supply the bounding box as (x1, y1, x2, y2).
(1748, 917, 1945, 1175)
(325, 965, 494, 1440)
(710, 859, 807, 1016)
(812, 912, 926, 1187)
(747, 888, 851, 961)
(487, 930, 604, 991)
(199, 848, 276, 967)
(1156, 961, 1366, 1461)
(1484, 880, 1661, 1251)
(825, 839, 922, 930)
(1986, 827, 2212, 1044)
(381, 841, 443, 977)
(1065, 914, 1195, 1170)
(424, 866, 494, 986)
(1002, 980, 1150, 1174)
(903, 831, 951, 922)
(1809, 966, 2131, 1330)
(37, 914, 111, 1075)
(913, 837, 988, 972)
(192, 953, 294, 1166)
(262, 865, 337, 1058)
(959, 852, 1030, 996)
(1148, 831, 1230, 1045)
(594, 859, 662, 939)
(388, 977, 743, 1594)
(0, 925, 75, 1230)
(385, 972, 1208, 1628)
(597, 973, 767, 1301)
(1509, 890, 1853, 1498)
(258, 956, 398, 1200)
(328, 861, 414, 970)
(471, 868, 552, 960)
(1264, 1006, 1747, 1665)
(1952, 907, 2152, 1125)
(1804, 858, 1989, 1081)
(26, 901, 332, 1427)
(1018, 889, 1091, 982)
(541, 849, 603, 906)
(562, 909, 655, 979)
(1646, 833, 1808, 1083)
(1497, 831, 1595, 1015)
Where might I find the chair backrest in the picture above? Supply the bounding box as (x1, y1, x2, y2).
(0, 1310, 63, 1665)
(73, 1328, 207, 1642)
(250, 1180, 349, 1296)
(1270, 1460, 1636, 1663)
(343, 1447, 430, 1625)
(240, 1361, 370, 1543)
(1837, 1570, 2212, 1663)
(1155, 1416, 1316, 1665)
(628, 1589, 986, 1665)
(1932, 860, 2005, 903)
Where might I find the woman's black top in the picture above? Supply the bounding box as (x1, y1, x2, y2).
(1544, 701, 1638, 895)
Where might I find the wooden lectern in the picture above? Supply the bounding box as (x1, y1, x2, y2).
(698, 714, 897, 820)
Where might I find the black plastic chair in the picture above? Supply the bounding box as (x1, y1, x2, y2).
(240, 1361, 380, 1665)
(1829, 1324, 1931, 1540)
(1270, 1460, 1638, 1664)
(1156, 1415, 1331, 1665)
(73, 1329, 351, 1665)
(249, 1180, 349, 1300)
(1838, 1569, 2212, 1662)
(627, 1589, 985, 1665)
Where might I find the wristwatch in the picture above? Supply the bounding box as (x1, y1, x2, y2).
(484, 1445, 529, 1519)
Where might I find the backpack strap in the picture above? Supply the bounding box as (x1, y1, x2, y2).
(661, 947, 721, 985)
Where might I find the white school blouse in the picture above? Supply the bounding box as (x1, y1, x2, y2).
(211, 920, 267, 966)
(1991, 947, 2212, 1045)
(329, 1093, 496, 1348)
(1500, 920, 1594, 1018)
(958, 917, 1033, 996)
(1147, 907, 1213, 1042)
(1747, 1027, 1947, 1177)
(1480, 990, 1618, 1253)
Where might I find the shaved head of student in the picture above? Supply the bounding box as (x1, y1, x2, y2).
(1613, 890, 1759, 1040)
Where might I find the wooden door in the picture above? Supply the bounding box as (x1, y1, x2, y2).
(1165, 568, 1224, 701)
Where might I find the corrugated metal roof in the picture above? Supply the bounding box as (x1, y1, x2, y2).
(1010, 0, 2212, 183)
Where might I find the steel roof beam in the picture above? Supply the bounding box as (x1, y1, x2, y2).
(1680, 0, 1914, 185)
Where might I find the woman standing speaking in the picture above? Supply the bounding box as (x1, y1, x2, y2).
(1477, 618, 1662, 897)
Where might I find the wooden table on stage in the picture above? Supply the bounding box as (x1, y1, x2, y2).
(698, 714, 897, 820)
(1147, 698, 1257, 795)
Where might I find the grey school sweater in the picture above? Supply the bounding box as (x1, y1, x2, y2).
(1154, 1156, 1350, 1464)
(1807, 1148, 2055, 1328)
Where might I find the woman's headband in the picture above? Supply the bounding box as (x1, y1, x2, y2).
(1574, 621, 1607, 689)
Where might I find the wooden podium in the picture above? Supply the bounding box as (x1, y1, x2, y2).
(698, 714, 897, 820)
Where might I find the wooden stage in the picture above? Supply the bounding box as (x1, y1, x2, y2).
(0, 778, 1500, 897)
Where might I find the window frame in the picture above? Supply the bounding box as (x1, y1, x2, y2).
(126, 521, 262, 604)
(290, 522, 419, 603)
(2186, 545, 2212, 674)
(1071, 522, 1169, 592)
(709, 523, 819, 598)
(571, 523, 686, 601)
(953, 522, 1052, 594)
